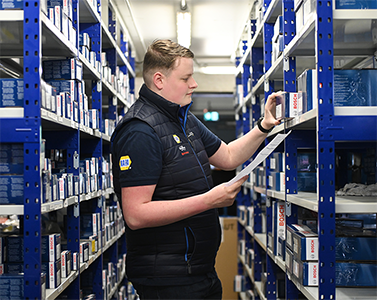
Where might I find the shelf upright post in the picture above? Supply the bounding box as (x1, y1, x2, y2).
(66, 135, 81, 298)
(316, 0, 336, 298)
(263, 22, 273, 73)
(266, 196, 277, 300)
(281, 1, 301, 297)
(23, 0, 43, 297)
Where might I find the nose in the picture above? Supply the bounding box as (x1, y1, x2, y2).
(190, 77, 198, 89)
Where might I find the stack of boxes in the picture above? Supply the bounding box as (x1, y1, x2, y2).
(41, 234, 62, 289)
(43, 58, 100, 130)
(285, 214, 377, 287)
(285, 224, 318, 286)
(43, 149, 80, 203)
(102, 253, 126, 299)
(0, 78, 24, 117)
(268, 152, 285, 192)
(79, 157, 100, 195)
(102, 154, 113, 190)
(46, 0, 76, 47)
(80, 212, 101, 260)
(79, 32, 91, 65)
(0, 143, 24, 205)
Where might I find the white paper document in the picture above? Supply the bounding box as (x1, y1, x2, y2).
(226, 131, 291, 186)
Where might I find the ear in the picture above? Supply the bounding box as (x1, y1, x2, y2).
(152, 72, 164, 90)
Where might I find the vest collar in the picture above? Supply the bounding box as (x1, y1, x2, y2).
(139, 84, 192, 126)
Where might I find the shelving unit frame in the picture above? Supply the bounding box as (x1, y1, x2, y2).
(234, 0, 377, 299)
(0, 0, 135, 298)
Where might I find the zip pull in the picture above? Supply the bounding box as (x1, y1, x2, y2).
(187, 261, 192, 274)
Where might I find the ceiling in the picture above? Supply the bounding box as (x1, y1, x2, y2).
(113, 0, 253, 71)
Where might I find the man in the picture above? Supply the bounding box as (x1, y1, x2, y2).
(111, 39, 280, 299)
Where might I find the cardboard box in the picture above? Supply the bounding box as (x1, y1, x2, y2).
(216, 217, 238, 300)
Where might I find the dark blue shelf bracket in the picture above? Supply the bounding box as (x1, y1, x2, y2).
(316, 0, 336, 298)
(266, 254, 277, 299)
(283, 0, 296, 93)
(23, 0, 43, 298)
(263, 23, 274, 72)
(263, 0, 272, 16)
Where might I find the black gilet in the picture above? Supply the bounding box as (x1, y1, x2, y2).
(111, 85, 221, 279)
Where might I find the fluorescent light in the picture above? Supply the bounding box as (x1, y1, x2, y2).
(200, 66, 236, 75)
(177, 11, 191, 48)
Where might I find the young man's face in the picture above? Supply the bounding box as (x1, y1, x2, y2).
(161, 57, 198, 106)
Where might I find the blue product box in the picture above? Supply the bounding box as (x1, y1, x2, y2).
(297, 172, 316, 192)
(0, 0, 23, 9)
(46, 80, 77, 102)
(41, 259, 61, 289)
(43, 59, 81, 81)
(336, 262, 377, 287)
(292, 228, 318, 261)
(272, 201, 286, 256)
(0, 274, 24, 298)
(297, 261, 318, 286)
(334, 70, 377, 106)
(0, 237, 5, 264)
(80, 214, 95, 238)
(5, 263, 24, 274)
(80, 241, 89, 262)
(277, 236, 286, 260)
(269, 171, 285, 191)
(79, 32, 90, 48)
(335, 234, 377, 261)
(335, 0, 377, 9)
(72, 252, 79, 271)
(275, 92, 302, 120)
(41, 234, 61, 262)
(297, 69, 317, 112)
(0, 143, 23, 174)
(297, 151, 316, 172)
(89, 109, 99, 129)
(286, 224, 313, 250)
(6, 236, 24, 262)
(0, 175, 24, 204)
(285, 247, 294, 275)
(270, 152, 284, 172)
(0, 79, 23, 107)
(47, 0, 72, 18)
(61, 250, 71, 278)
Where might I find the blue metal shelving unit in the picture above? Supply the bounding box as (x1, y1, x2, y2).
(234, 0, 377, 299)
(0, 0, 135, 298)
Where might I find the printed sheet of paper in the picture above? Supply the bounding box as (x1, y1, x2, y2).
(226, 131, 291, 186)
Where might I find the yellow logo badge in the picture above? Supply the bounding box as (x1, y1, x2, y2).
(119, 155, 132, 170)
(173, 134, 181, 144)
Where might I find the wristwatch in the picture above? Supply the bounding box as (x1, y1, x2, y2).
(257, 117, 273, 133)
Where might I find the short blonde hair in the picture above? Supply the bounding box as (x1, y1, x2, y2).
(143, 39, 194, 87)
